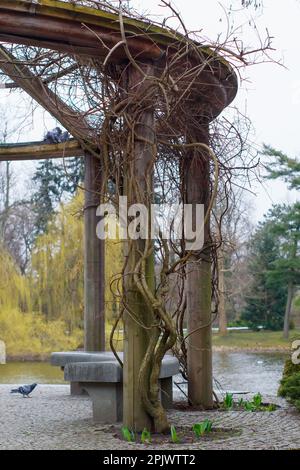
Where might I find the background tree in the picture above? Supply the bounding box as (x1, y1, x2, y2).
(213, 191, 254, 335)
(2, 202, 35, 274)
(32, 157, 84, 236)
(30, 191, 122, 332)
(263, 144, 300, 190)
(261, 143, 300, 336)
(242, 204, 300, 332)
(267, 203, 300, 338)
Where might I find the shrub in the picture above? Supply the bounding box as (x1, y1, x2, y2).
(279, 372, 300, 400)
(278, 358, 300, 411)
(294, 399, 300, 411)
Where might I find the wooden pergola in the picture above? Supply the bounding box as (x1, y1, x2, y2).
(0, 0, 238, 430)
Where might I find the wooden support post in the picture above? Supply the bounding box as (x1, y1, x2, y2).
(84, 153, 105, 351)
(123, 61, 156, 431)
(184, 122, 213, 409)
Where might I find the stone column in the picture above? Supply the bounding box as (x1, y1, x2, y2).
(184, 122, 213, 408)
(84, 152, 105, 351)
(123, 61, 156, 431)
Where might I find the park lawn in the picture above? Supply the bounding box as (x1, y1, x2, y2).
(212, 329, 300, 351)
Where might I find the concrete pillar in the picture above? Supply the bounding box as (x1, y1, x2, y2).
(184, 122, 213, 408)
(84, 153, 105, 351)
(123, 61, 156, 431)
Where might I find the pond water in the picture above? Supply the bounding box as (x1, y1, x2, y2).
(0, 361, 65, 385)
(0, 351, 288, 396)
(213, 351, 287, 395)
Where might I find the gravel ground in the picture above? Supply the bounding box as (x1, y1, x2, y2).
(0, 384, 299, 450)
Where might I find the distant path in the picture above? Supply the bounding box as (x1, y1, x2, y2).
(0, 384, 299, 450)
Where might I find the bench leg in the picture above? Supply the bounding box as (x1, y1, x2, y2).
(81, 383, 123, 423)
(70, 381, 88, 396)
(160, 377, 173, 409)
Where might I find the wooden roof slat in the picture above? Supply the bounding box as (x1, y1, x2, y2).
(0, 139, 83, 161)
(0, 7, 163, 61)
(0, 0, 179, 46)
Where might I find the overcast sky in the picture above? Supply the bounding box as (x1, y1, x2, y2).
(0, 0, 299, 222)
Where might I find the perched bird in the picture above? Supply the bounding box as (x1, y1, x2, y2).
(10, 383, 37, 397)
(43, 127, 69, 144)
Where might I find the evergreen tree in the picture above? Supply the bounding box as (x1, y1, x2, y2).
(242, 215, 287, 330)
(242, 204, 300, 331)
(32, 159, 61, 235)
(32, 157, 84, 236)
(263, 144, 300, 190)
(267, 203, 300, 337)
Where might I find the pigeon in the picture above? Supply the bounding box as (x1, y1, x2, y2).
(43, 127, 70, 144)
(44, 127, 62, 144)
(10, 383, 37, 397)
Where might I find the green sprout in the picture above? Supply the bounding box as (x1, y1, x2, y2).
(193, 419, 213, 438)
(141, 428, 151, 444)
(223, 392, 234, 409)
(170, 425, 180, 443)
(121, 426, 135, 442)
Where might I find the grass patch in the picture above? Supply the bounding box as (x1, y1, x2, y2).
(108, 329, 300, 352)
(212, 329, 300, 350)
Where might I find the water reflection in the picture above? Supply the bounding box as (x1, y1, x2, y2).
(174, 352, 287, 398)
(0, 361, 64, 384)
(212, 351, 287, 395)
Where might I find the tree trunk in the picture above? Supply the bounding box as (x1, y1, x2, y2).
(0, 160, 10, 239)
(218, 248, 227, 336)
(184, 123, 213, 409)
(283, 282, 294, 340)
(123, 61, 157, 431)
(5, 161, 10, 213)
(84, 152, 105, 351)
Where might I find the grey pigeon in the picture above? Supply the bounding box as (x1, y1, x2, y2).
(10, 383, 37, 397)
(44, 127, 62, 144)
(60, 131, 70, 142)
(44, 127, 69, 144)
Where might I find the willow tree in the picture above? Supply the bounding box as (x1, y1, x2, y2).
(31, 191, 122, 332)
(0, 245, 30, 312)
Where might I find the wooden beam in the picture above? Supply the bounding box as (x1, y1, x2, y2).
(0, 0, 174, 56)
(0, 139, 83, 161)
(0, 9, 162, 62)
(0, 33, 109, 59)
(84, 152, 105, 352)
(0, 46, 93, 143)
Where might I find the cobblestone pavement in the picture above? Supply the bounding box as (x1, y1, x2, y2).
(0, 384, 299, 450)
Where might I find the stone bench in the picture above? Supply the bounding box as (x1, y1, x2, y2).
(51, 351, 179, 423)
(51, 351, 122, 395)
